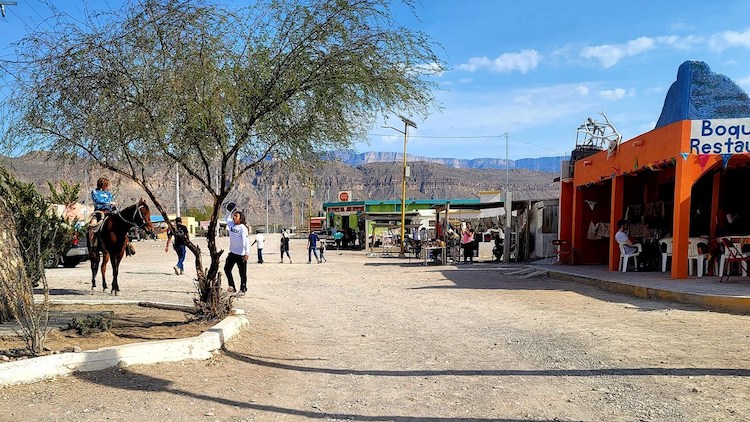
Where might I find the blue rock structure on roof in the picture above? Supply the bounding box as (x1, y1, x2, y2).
(655, 60, 750, 129)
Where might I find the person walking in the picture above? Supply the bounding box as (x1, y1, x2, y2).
(461, 222, 475, 263)
(318, 238, 327, 263)
(252, 231, 265, 264)
(165, 217, 189, 275)
(307, 231, 321, 263)
(279, 230, 292, 263)
(224, 205, 250, 295)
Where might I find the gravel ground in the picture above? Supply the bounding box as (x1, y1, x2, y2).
(1, 234, 749, 422)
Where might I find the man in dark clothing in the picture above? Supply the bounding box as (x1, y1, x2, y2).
(307, 231, 320, 263)
(280, 230, 292, 263)
(165, 217, 189, 275)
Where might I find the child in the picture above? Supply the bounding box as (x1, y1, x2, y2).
(91, 177, 116, 218)
(318, 236, 327, 263)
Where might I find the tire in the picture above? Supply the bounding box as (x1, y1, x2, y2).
(62, 257, 82, 268)
(44, 254, 61, 269)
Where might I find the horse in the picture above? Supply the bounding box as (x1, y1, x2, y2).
(88, 198, 153, 295)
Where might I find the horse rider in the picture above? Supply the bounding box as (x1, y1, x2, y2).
(92, 177, 117, 219)
(90, 177, 135, 256)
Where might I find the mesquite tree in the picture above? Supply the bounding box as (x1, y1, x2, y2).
(2, 0, 444, 316)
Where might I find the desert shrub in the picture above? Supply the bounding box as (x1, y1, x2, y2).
(66, 315, 113, 336)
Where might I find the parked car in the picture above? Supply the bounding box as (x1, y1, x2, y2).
(44, 231, 89, 269)
(128, 226, 157, 241)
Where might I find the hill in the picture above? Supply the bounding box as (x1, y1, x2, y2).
(332, 150, 567, 172)
(2, 153, 559, 228)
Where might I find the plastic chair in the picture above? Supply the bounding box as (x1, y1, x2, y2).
(718, 238, 750, 282)
(659, 238, 673, 272)
(618, 242, 642, 272)
(687, 238, 707, 277)
(551, 239, 576, 265)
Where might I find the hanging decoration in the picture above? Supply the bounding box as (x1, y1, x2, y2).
(698, 154, 710, 170)
(680, 152, 689, 161)
(634, 157, 639, 169)
(722, 154, 732, 168)
(585, 200, 597, 210)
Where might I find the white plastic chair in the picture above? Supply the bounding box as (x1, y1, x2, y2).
(687, 238, 707, 277)
(618, 242, 642, 272)
(716, 237, 750, 279)
(659, 238, 673, 272)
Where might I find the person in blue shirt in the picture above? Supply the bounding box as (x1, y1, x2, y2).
(307, 231, 320, 263)
(92, 177, 116, 214)
(90, 176, 136, 256)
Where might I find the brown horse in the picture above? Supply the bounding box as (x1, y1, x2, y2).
(88, 198, 153, 295)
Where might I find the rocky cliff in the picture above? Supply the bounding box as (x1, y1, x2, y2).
(3, 153, 559, 229)
(332, 150, 566, 172)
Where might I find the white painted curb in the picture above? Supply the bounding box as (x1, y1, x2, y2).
(0, 307, 249, 387)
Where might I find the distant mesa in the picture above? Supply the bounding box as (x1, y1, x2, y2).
(656, 60, 750, 129)
(328, 150, 565, 173)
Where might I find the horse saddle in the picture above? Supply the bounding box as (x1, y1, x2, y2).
(87, 211, 109, 233)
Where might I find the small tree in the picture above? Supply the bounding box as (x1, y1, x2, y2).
(2, 0, 444, 316)
(0, 168, 75, 287)
(0, 168, 80, 354)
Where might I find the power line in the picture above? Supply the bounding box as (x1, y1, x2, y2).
(373, 133, 504, 139)
(371, 132, 568, 156)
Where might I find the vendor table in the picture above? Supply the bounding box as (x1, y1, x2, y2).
(422, 246, 445, 266)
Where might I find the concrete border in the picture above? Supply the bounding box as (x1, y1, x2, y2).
(550, 271, 750, 314)
(0, 303, 249, 387)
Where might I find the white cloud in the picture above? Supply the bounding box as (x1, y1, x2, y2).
(414, 62, 445, 76)
(379, 134, 402, 146)
(735, 75, 750, 90)
(456, 49, 541, 74)
(576, 86, 590, 96)
(599, 88, 629, 100)
(709, 28, 750, 51)
(580, 37, 656, 68)
(441, 77, 473, 87)
(657, 35, 702, 50)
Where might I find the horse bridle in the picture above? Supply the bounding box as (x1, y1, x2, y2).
(118, 204, 150, 229)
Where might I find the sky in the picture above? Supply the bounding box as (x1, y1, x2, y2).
(4, 1, 750, 160)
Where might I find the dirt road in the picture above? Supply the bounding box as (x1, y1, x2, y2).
(1, 235, 748, 421)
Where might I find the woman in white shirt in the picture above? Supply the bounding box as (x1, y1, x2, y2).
(225, 208, 250, 294)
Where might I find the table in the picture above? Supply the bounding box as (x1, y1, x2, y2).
(422, 246, 445, 266)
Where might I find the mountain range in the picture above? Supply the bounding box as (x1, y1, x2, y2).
(332, 150, 567, 172)
(3, 152, 560, 229)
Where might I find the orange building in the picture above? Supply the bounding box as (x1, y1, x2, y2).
(559, 61, 750, 279)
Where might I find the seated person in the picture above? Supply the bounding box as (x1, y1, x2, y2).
(91, 176, 117, 221)
(493, 233, 504, 261)
(615, 219, 640, 254)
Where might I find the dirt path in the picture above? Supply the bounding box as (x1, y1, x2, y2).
(1, 235, 749, 421)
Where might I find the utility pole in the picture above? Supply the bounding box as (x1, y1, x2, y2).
(382, 116, 417, 258)
(0, 1, 18, 18)
(503, 132, 512, 263)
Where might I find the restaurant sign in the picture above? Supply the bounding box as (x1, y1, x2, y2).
(327, 205, 365, 213)
(690, 118, 750, 154)
(338, 190, 352, 202)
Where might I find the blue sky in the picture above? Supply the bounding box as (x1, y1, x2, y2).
(5, 1, 750, 160)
